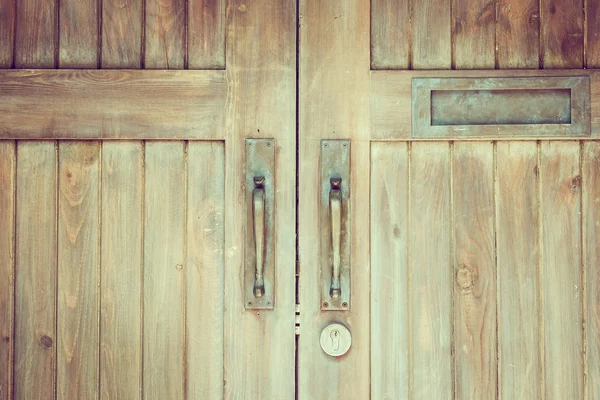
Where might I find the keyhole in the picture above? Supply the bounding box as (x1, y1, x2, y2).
(330, 330, 340, 351)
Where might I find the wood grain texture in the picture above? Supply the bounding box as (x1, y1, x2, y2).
(0, 70, 227, 139)
(588, 0, 600, 67)
(14, 142, 57, 399)
(186, 142, 225, 399)
(496, 142, 540, 400)
(100, 142, 142, 400)
(370, 0, 409, 69)
(298, 0, 370, 397)
(583, 141, 600, 400)
(188, 0, 225, 69)
(370, 143, 409, 399)
(410, 142, 453, 399)
(453, 0, 496, 68)
(0, 142, 15, 400)
(541, 0, 583, 68)
(496, 0, 539, 68)
(453, 142, 496, 400)
(224, 0, 296, 398)
(57, 142, 100, 399)
(0, 0, 14, 67)
(539, 141, 583, 399)
(101, 0, 142, 68)
(371, 69, 600, 140)
(59, 0, 98, 68)
(15, 0, 55, 67)
(145, 0, 185, 69)
(412, 0, 451, 69)
(143, 142, 185, 400)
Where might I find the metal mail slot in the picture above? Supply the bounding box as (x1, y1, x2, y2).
(412, 76, 591, 138)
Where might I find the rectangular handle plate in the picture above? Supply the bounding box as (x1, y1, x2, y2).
(244, 139, 275, 310)
(320, 140, 350, 311)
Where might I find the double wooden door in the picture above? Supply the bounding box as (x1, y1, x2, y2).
(1, 0, 599, 399)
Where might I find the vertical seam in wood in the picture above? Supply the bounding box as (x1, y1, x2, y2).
(183, 0, 188, 69)
(96, 142, 102, 400)
(408, 0, 413, 70)
(10, 140, 17, 400)
(494, 0, 498, 69)
(54, 141, 59, 400)
(222, 140, 227, 400)
(584, 0, 588, 68)
(537, 140, 545, 400)
(182, 141, 188, 400)
(493, 141, 500, 400)
(11, 0, 16, 68)
(369, 0, 373, 70)
(97, 0, 102, 68)
(539, 0, 544, 68)
(140, 0, 146, 68)
(55, 0, 60, 68)
(407, 142, 413, 400)
(580, 141, 587, 400)
(451, 0, 456, 69)
(140, 141, 146, 400)
(368, 140, 372, 399)
(450, 141, 456, 400)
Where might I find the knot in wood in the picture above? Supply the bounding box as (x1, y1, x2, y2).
(456, 266, 474, 289)
(40, 335, 53, 349)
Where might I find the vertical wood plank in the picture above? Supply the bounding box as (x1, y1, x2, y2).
(100, 142, 142, 400)
(57, 142, 100, 400)
(298, 0, 370, 397)
(587, 0, 600, 67)
(411, 142, 453, 399)
(370, 0, 410, 69)
(145, 0, 185, 69)
(225, 0, 296, 398)
(0, 0, 14, 67)
(59, 0, 98, 67)
(143, 142, 184, 400)
(583, 142, 600, 400)
(453, 142, 497, 400)
(101, 0, 142, 68)
(15, 0, 55, 67)
(453, 0, 496, 68)
(497, 0, 540, 68)
(541, 0, 583, 68)
(370, 143, 409, 399)
(14, 142, 57, 399)
(540, 141, 583, 399)
(188, 0, 225, 69)
(186, 142, 224, 400)
(0, 142, 15, 400)
(496, 142, 541, 400)
(412, 0, 452, 68)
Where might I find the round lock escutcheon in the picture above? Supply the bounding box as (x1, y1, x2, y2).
(320, 323, 351, 357)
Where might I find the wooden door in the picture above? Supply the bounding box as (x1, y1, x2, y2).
(0, 1, 296, 399)
(298, 1, 599, 399)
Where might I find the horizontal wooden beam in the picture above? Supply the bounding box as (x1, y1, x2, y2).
(372, 69, 600, 139)
(0, 70, 227, 139)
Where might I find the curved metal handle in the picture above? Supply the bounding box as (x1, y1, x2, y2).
(253, 176, 266, 298)
(329, 177, 342, 299)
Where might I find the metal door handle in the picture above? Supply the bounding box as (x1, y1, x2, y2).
(329, 177, 342, 299)
(253, 176, 266, 298)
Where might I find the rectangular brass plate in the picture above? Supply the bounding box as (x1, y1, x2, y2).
(244, 139, 275, 310)
(412, 76, 591, 138)
(320, 140, 351, 311)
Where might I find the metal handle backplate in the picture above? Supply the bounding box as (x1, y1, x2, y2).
(320, 140, 351, 311)
(244, 139, 275, 310)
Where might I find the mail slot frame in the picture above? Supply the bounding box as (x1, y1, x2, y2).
(412, 76, 591, 138)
